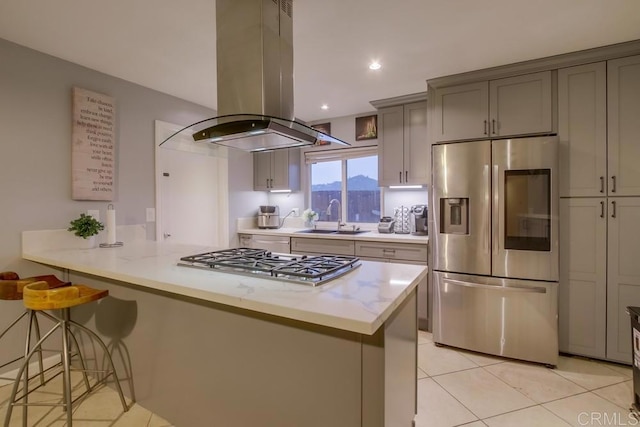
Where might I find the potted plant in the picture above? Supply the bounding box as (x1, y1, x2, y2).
(68, 213, 104, 247)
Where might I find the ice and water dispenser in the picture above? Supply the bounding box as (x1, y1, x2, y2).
(440, 198, 469, 235)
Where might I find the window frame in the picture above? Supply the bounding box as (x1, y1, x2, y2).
(305, 146, 381, 225)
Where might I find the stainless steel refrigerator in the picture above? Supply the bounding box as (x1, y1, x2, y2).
(431, 136, 559, 366)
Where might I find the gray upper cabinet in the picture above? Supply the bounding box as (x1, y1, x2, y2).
(432, 71, 553, 142)
(558, 56, 640, 198)
(253, 149, 300, 191)
(378, 101, 428, 186)
(558, 62, 607, 197)
(608, 54, 640, 196)
(432, 82, 489, 142)
(489, 71, 553, 137)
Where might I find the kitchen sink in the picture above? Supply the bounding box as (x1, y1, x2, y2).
(295, 229, 369, 235)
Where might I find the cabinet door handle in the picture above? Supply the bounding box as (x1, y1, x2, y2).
(399, 171, 402, 183)
(266, 178, 270, 188)
(483, 120, 488, 135)
(405, 171, 408, 182)
(600, 201, 605, 218)
(492, 119, 496, 135)
(600, 176, 604, 193)
(611, 175, 616, 193)
(611, 200, 617, 218)
(270, 178, 274, 188)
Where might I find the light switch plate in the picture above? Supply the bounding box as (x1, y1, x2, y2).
(146, 207, 156, 222)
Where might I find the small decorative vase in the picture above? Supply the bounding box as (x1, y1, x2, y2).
(80, 236, 97, 249)
(304, 219, 315, 228)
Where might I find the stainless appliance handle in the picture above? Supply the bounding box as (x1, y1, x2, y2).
(483, 120, 488, 135)
(443, 278, 547, 294)
(611, 175, 616, 193)
(611, 200, 617, 218)
(600, 201, 605, 218)
(600, 176, 604, 193)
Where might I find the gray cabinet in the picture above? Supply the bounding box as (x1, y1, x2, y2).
(559, 198, 607, 359)
(558, 62, 607, 197)
(558, 56, 640, 363)
(608, 55, 640, 196)
(291, 237, 355, 256)
(377, 101, 428, 186)
(606, 197, 640, 363)
(433, 71, 553, 142)
(253, 149, 300, 191)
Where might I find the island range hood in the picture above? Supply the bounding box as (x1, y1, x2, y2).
(160, 0, 349, 152)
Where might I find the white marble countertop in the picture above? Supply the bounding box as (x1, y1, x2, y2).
(238, 226, 429, 245)
(22, 230, 427, 335)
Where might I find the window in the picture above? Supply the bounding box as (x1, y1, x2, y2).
(306, 147, 380, 224)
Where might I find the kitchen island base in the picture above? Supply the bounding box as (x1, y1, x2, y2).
(69, 272, 417, 427)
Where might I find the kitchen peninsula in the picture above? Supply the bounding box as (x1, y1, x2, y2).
(21, 229, 426, 427)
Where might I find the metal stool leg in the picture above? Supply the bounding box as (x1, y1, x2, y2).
(68, 319, 128, 411)
(61, 309, 73, 426)
(38, 309, 92, 393)
(3, 322, 61, 427)
(27, 310, 46, 385)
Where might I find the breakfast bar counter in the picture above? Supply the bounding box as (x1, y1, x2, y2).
(20, 229, 425, 427)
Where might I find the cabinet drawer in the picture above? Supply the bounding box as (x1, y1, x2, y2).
(355, 241, 427, 262)
(291, 238, 355, 256)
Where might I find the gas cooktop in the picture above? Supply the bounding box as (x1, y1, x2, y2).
(178, 248, 360, 286)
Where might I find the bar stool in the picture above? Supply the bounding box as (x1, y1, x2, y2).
(0, 272, 74, 385)
(3, 281, 129, 426)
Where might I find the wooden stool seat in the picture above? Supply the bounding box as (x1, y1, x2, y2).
(23, 282, 108, 310)
(0, 274, 71, 300)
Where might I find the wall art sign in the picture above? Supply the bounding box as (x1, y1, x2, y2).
(355, 115, 377, 141)
(71, 87, 115, 200)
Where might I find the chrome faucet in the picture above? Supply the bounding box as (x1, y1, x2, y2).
(327, 199, 345, 230)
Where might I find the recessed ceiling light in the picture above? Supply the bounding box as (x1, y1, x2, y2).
(369, 61, 381, 70)
(321, 104, 329, 110)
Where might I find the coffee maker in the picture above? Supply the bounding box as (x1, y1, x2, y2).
(410, 204, 428, 235)
(258, 205, 280, 229)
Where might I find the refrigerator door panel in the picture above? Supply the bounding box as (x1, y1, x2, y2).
(492, 137, 559, 281)
(433, 271, 559, 366)
(432, 141, 491, 275)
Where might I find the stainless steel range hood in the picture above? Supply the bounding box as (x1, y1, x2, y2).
(160, 0, 349, 152)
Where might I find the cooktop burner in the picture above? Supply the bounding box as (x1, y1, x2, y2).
(178, 248, 360, 286)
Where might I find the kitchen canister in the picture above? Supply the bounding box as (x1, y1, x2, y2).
(394, 205, 411, 234)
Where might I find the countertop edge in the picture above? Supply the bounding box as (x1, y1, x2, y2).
(22, 243, 424, 336)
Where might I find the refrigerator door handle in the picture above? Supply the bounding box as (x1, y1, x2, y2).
(442, 278, 547, 294)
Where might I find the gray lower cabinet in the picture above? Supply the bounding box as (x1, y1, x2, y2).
(290, 237, 355, 256)
(355, 241, 429, 330)
(559, 198, 607, 359)
(560, 197, 640, 364)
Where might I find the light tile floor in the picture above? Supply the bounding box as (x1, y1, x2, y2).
(416, 330, 636, 427)
(0, 369, 173, 426)
(0, 332, 636, 426)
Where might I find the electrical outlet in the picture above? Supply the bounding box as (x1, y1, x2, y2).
(87, 210, 100, 221)
(146, 207, 156, 222)
(291, 208, 299, 217)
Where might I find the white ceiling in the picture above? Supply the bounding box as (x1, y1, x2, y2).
(1, 0, 640, 122)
